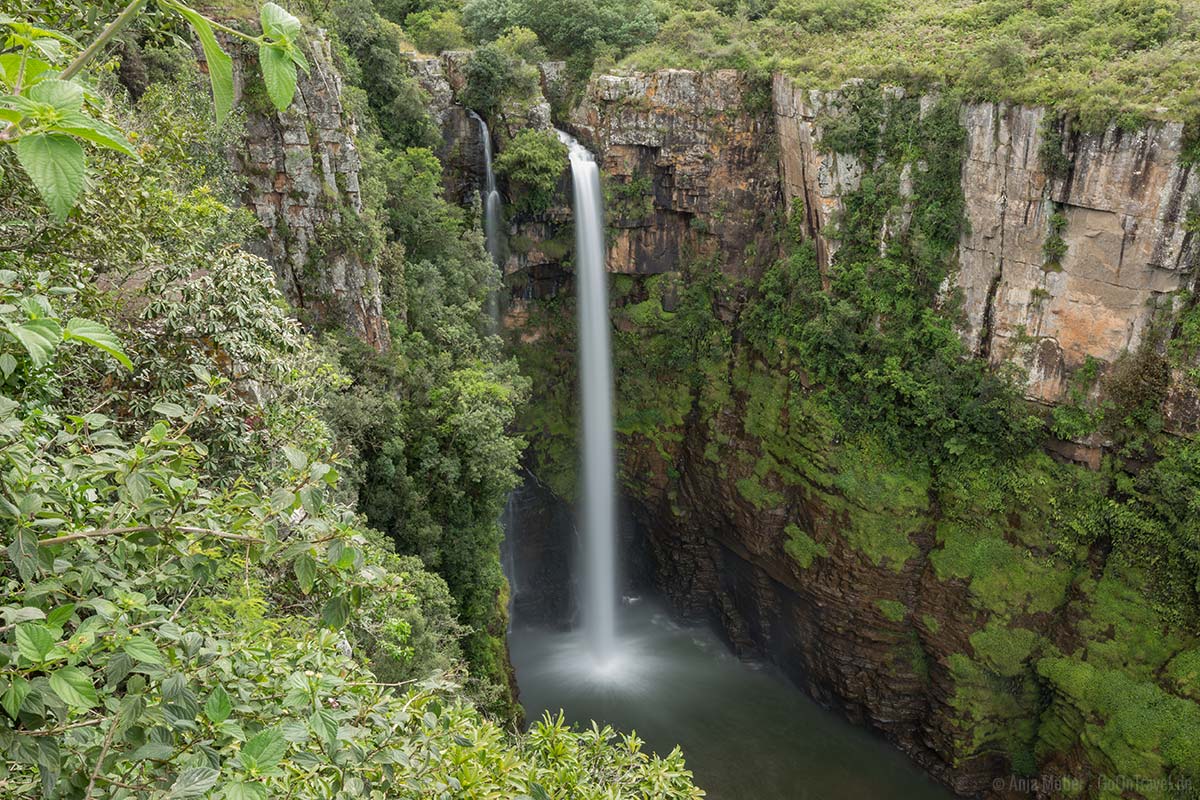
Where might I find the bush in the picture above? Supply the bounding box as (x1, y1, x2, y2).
(494, 129, 568, 212)
(461, 43, 515, 117)
(771, 0, 892, 32)
(403, 8, 469, 53)
(330, 0, 442, 150)
(462, 0, 658, 63)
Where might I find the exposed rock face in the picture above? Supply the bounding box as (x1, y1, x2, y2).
(406, 55, 488, 206)
(233, 31, 387, 350)
(958, 105, 1197, 404)
(568, 70, 780, 278)
(771, 77, 1200, 419)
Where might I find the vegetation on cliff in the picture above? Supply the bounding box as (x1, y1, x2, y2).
(392, 0, 1199, 132)
(0, 2, 704, 797)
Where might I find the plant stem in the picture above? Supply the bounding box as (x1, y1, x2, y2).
(60, 0, 148, 81)
(14, 48, 28, 93)
(160, 0, 265, 45)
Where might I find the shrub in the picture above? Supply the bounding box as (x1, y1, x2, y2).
(461, 43, 515, 117)
(771, 0, 892, 32)
(494, 129, 568, 212)
(403, 8, 469, 53)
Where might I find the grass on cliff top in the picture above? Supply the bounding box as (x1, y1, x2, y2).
(621, 0, 1200, 130)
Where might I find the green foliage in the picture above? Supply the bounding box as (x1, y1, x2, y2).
(621, 0, 1200, 126)
(1039, 115, 1073, 178)
(747, 88, 1040, 465)
(459, 41, 541, 121)
(932, 455, 1080, 616)
(783, 523, 828, 569)
(0, 273, 130, 375)
(1100, 338, 1170, 455)
(0, 2, 306, 220)
(1043, 209, 1069, 270)
(329, 0, 441, 151)
(969, 622, 1039, 678)
(311, 29, 531, 709)
(494, 128, 567, 213)
(770, 0, 892, 33)
(876, 599, 907, 623)
(0, 13, 704, 795)
(827, 437, 927, 571)
(462, 0, 658, 73)
(461, 44, 511, 118)
(403, 8, 468, 53)
(1038, 657, 1200, 784)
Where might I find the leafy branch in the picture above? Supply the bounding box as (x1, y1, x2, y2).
(0, 1, 309, 221)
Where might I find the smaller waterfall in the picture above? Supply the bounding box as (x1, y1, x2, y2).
(471, 112, 504, 268)
(557, 129, 617, 666)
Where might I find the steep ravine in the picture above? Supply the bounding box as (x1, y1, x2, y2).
(489, 68, 1200, 798)
(280, 47, 1200, 797)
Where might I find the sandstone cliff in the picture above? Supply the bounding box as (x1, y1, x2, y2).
(232, 30, 388, 350)
(771, 78, 1200, 425)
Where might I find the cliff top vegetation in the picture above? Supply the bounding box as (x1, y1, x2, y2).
(622, 0, 1200, 129)
(378, 0, 1200, 130)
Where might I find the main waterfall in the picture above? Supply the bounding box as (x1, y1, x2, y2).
(558, 129, 617, 664)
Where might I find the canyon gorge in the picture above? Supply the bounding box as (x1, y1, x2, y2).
(395, 52, 1200, 798)
(5, 2, 1196, 797)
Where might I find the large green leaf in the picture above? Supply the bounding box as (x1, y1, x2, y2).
(241, 728, 287, 770)
(64, 317, 133, 369)
(319, 594, 350, 630)
(54, 112, 137, 158)
(170, 767, 220, 798)
(309, 708, 337, 744)
(5, 317, 61, 367)
(224, 782, 268, 800)
(203, 684, 232, 724)
(258, 43, 297, 111)
(172, 5, 234, 123)
(25, 78, 83, 113)
(14, 133, 84, 221)
(260, 2, 301, 42)
(15, 623, 53, 663)
(1, 676, 30, 719)
(48, 666, 99, 709)
(0, 53, 51, 88)
(123, 635, 165, 665)
(293, 553, 316, 594)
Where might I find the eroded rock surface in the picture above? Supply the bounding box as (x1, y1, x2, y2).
(569, 70, 780, 278)
(234, 31, 387, 350)
(771, 77, 1200, 419)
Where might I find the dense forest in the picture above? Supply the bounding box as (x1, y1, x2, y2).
(2, 0, 1199, 798)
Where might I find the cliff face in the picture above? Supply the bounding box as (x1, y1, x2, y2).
(233, 31, 387, 350)
(509, 68, 1200, 798)
(568, 70, 780, 278)
(772, 78, 1200, 424)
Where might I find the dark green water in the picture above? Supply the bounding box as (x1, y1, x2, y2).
(508, 601, 953, 800)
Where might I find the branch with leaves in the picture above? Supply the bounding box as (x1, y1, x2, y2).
(0, 1, 308, 222)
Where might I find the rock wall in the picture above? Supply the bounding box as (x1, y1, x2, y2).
(568, 69, 780, 278)
(771, 76, 1200, 419)
(233, 30, 387, 350)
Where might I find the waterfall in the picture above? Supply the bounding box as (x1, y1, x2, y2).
(471, 112, 504, 328)
(472, 112, 504, 268)
(557, 129, 617, 664)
